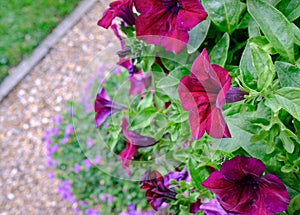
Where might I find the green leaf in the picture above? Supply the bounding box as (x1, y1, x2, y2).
(187, 158, 208, 190)
(209, 33, 230, 67)
(250, 43, 275, 91)
(157, 66, 190, 99)
(292, 24, 300, 46)
(130, 107, 158, 130)
(279, 129, 297, 153)
(249, 36, 277, 55)
(247, 0, 294, 62)
(239, 43, 258, 89)
(288, 194, 300, 215)
(277, 0, 300, 21)
(276, 61, 300, 88)
(248, 18, 261, 38)
(202, 0, 245, 34)
(273, 87, 300, 121)
(187, 20, 210, 54)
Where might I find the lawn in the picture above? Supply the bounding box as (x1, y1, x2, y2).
(0, 0, 81, 83)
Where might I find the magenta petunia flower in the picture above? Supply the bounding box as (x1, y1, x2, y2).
(178, 49, 232, 139)
(199, 199, 234, 215)
(118, 117, 157, 175)
(134, 0, 207, 54)
(98, 0, 135, 29)
(94, 88, 126, 128)
(140, 170, 177, 211)
(201, 156, 290, 215)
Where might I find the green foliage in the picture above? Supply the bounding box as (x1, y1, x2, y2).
(0, 0, 80, 82)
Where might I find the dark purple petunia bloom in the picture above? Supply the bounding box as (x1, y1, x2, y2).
(94, 88, 126, 128)
(190, 198, 202, 214)
(134, 0, 207, 54)
(201, 156, 290, 215)
(141, 170, 177, 211)
(98, 0, 135, 29)
(178, 49, 233, 139)
(118, 117, 157, 175)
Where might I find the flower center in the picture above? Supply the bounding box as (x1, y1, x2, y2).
(163, 0, 181, 14)
(171, 2, 180, 14)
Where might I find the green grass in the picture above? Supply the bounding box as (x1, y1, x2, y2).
(0, 0, 81, 83)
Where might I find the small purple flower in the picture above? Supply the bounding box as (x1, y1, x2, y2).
(46, 157, 58, 167)
(83, 159, 93, 169)
(65, 124, 74, 136)
(86, 137, 94, 148)
(100, 193, 107, 201)
(50, 127, 59, 136)
(107, 195, 114, 203)
(94, 88, 126, 128)
(201, 156, 290, 215)
(164, 168, 190, 187)
(60, 136, 69, 144)
(85, 208, 100, 215)
(93, 155, 102, 165)
(57, 180, 76, 204)
(52, 115, 62, 125)
(126, 203, 136, 214)
(74, 163, 81, 173)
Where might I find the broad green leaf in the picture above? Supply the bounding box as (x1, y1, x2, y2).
(277, 0, 300, 21)
(250, 43, 275, 91)
(279, 129, 297, 153)
(266, 0, 281, 5)
(248, 18, 261, 38)
(247, 0, 294, 62)
(130, 107, 157, 130)
(202, 0, 245, 34)
(209, 33, 230, 67)
(249, 36, 277, 55)
(274, 87, 300, 121)
(187, 20, 210, 54)
(156, 66, 190, 99)
(292, 23, 300, 46)
(264, 94, 281, 113)
(275, 61, 300, 88)
(239, 43, 258, 89)
(288, 194, 300, 215)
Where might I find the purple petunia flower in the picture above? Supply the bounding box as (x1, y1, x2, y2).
(134, 0, 207, 54)
(94, 88, 126, 128)
(178, 49, 232, 139)
(141, 170, 177, 211)
(201, 156, 290, 215)
(118, 117, 157, 175)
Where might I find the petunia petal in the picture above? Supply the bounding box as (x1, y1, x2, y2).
(221, 156, 265, 181)
(259, 174, 290, 214)
(118, 141, 138, 175)
(177, 0, 207, 31)
(95, 109, 112, 128)
(206, 107, 231, 138)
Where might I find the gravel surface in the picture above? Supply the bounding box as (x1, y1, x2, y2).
(0, 1, 119, 214)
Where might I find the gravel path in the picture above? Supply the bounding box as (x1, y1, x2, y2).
(0, 1, 119, 214)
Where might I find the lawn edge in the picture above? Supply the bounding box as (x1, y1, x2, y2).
(0, 0, 99, 103)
